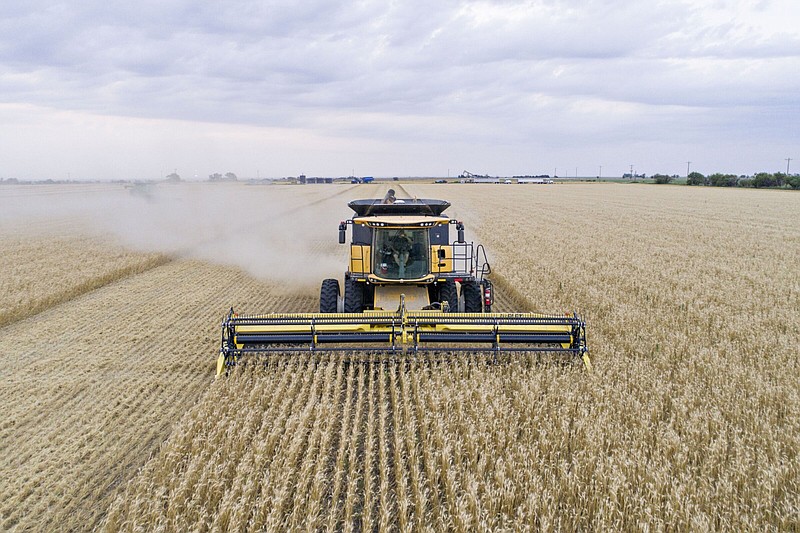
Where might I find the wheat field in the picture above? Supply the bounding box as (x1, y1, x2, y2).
(0, 182, 797, 531)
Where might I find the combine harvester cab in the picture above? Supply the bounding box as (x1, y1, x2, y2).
(218, 192, 589, 375)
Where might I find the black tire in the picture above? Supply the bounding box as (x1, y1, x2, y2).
(462, 280, 483, 313)
(344, 278, 364, 313)
(438, 280, 458, 312)
(320, 279, 340, 313)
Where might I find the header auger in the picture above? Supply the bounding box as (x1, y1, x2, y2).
(217, 191, 589, 376)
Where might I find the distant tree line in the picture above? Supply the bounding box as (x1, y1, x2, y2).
(684, 171, 800, 189)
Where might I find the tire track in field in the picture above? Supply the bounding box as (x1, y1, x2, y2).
(392, 182, 412, 198)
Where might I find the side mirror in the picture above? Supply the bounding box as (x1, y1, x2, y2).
(457, 223, 465, 243)
(438, 249, 446, 259)
(338, 222, 346, 244)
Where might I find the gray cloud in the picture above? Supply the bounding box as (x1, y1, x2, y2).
(0, 0, 798, 178)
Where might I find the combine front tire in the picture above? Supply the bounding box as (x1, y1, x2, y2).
(344, 278, 364, 313)
(438, 280, 458, 312)
(462, 280, 483, 312)
(320, 279, 340, 313)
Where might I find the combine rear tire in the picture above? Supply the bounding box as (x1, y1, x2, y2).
(462, 280, 483, 312)
(320, 279, 340, 313)
(344, 278, 364, 313)
(438, 280, 458, 312)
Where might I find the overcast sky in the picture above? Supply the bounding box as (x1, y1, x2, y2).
(1, 0, 798, 180)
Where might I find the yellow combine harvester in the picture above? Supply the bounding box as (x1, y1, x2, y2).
(217, 191, 589, 375)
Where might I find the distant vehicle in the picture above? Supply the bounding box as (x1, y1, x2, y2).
(504, 179, 512, 184)
(434, 179, 447, 183)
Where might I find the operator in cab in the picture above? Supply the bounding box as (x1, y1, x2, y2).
(389, 229, 413, 277)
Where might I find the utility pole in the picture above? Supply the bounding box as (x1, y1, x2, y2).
(630, 164, 634, 179)
(599, 165, 602, 179)
(686, 161, 691, 177)
(786, 158, 792, 175)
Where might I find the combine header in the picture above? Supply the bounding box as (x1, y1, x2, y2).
(217, 191, 589, 375)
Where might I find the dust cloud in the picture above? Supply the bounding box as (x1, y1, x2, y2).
(0, 183, 356, 294)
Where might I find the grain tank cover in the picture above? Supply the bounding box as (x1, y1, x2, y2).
(348, 198, 451, 217)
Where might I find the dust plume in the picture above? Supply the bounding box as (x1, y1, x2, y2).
(0, 182, 355, 294)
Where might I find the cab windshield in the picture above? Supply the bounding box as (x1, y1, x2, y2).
(374, 228, 429, 279)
